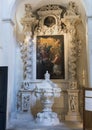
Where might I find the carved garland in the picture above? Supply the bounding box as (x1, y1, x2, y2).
(17, 2, 81, 112)
(36, 5, 66, 35)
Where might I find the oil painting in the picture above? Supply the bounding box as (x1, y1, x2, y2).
(36, 35, 65, 79)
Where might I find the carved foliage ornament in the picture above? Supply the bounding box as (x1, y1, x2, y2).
(64, 1, 79, 16)
(17, 2, 82, 112)
(35, 4, 66, 35)
(21, 4, 38, 36)
(18, 2, 81, 82)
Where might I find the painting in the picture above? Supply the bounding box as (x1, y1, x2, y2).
(36, 35, 65, 79)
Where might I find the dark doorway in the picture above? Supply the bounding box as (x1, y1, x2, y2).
(0, 67, 8, 130)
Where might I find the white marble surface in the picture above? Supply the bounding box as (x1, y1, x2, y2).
(7, 120, 83, 130)
(35, 71, 61, 126)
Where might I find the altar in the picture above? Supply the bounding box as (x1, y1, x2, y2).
(5, 1, 85, 129)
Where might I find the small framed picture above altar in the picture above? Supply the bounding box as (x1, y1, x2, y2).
(36, 35, 65, 79)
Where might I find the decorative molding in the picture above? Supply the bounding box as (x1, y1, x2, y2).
(61, 15, 81, 85)
(16, 2, 82, 122)
(64, 1, 79, 17)
(2, 18, 15, 26)
(18, 4, 38, 82)
(19, 34, 34, 81)
(20, 4, 38, 36)
(17, 91, 32, 112)
(65, 89, 81, 121)
(35, 5, 66, 35)
(87, 16, 92, 19)
(22, 93, 31, 112)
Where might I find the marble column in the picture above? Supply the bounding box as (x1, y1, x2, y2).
(62, 14, 81, 121)
(65, 89, 81, 121)
(16, 4, 38, 121)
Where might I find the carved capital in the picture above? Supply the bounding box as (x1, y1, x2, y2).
(20, 4, 38, 36)
(36, 5, 65, 35)
(61, 16, 81, 81)
(61, 15, 80, 35)
(69, 81, 77, 90)
(64, 1, 79, 17)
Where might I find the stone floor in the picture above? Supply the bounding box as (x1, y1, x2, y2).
(7, 120, 83, 130)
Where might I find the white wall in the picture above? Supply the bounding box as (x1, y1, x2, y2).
(86, 18, 92, 87)
(83, 0, 92, 87)
(0, 0, 18, 128)
(83, 0, 92, 17)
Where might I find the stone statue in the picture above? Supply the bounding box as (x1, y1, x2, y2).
(70, 96, 76, 111)
(65, 1, 78, 16)
(44, 71, 50, 81)
(24, 4, 34, 18)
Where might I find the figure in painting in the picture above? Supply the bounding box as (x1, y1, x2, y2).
(36, 35, 64, 79)
(37, 44, 53, 79)
(52, 53, 61, 76)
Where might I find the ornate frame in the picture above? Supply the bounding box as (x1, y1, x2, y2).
(16, 3, 82, 120)
(34, 5, 68, 81)
(36, 35, 65, 79)
(19, 3, 81, 83)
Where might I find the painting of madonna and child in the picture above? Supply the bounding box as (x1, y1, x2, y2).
(36, 35, 65, 79)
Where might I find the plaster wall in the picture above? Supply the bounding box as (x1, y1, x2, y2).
(87, 18, 92, 87)
(77, 23, 88, 87)
(83, 0, 92, 17)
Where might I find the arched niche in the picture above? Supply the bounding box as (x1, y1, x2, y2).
(4, 0, 89, 128)
(14, 1, 84, 122)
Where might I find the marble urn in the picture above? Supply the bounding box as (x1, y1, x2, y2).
(35, 71, 61, 126)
